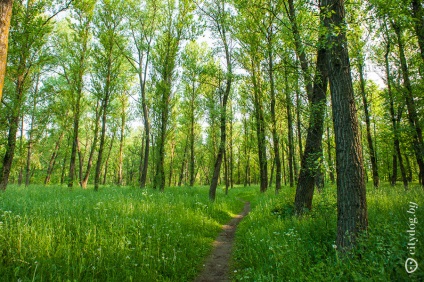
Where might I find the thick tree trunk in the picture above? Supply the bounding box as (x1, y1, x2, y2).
(0, 0, 13, 103)
(323, 0, 368, 250)
(393, 22, 424, 186)
(358, 60, 379, 188)
(295, 36, 328, 214)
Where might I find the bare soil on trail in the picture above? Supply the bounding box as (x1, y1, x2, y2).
(194, 201, 251, 282)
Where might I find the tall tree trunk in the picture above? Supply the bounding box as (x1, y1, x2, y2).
(393, 22, 424, 186)
(251, 58, 268, 192)
(358, 59, 379, 188)
(168, 139, 175, 187)
(209, 28, 232, 201)
(178, 137, 188, 186)
(25, 75, 40, 187)
(94, 94, 110, 191)
(285, 0, 313, 100)
(45, 132, 64, 184)
(61, 136, 70, 185)
(0, 71, 25, 190)
(138, 59, 150, 189)
(268, 30, 282, 193)
(385, 41, 408, 188)
(285, 64, 295, 188)
(295, 32, 328, 214)
(118, 105, 125, 186)
(81, 101, 101, 189)
(102, 131, 115, 185)
(0, 0, 13, 103)
(17, 113, 24, 186)
(189, 97, 195, 186)
(323, 0, 368, 250)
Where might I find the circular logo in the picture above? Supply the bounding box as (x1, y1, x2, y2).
(405, 258, 418, 274)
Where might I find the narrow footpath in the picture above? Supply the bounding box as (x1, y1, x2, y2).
(194, 201, 251, 282)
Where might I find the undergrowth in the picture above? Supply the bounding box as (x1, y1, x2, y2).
(232, 184, 424, 281)
(0, 185, 249, 281)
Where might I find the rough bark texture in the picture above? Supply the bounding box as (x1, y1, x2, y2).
(295, 38, 328, 214)
(0, 0, 13, 103)
(323, 0, 368, 250)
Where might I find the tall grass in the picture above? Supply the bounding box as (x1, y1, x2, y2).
(0, 185, 249, 281)
(232, 184, 424, 281)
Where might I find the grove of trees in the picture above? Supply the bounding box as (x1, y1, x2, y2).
(1, 0, 423, 251)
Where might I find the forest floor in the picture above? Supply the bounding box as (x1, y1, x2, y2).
(194, 201, 251, 282)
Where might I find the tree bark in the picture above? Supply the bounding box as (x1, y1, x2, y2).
(323, 0, 368, 250)
(295, 32, 328, 214)
(0, 0, 13, 103)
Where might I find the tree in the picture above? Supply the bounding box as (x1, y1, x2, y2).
(197, 0, 233, 200)
(123, 0, 161, 188)
(0, 0, 55, 190)
(54, 0, 96, 188)
(322, 0, 368, 250)
(152, 0, 195, 191)
(92, 0, 129, 191)
(295, 3, 328, 213)
(0, 0, 13, 104)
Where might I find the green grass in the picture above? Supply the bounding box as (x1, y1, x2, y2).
(0, 184, 251, 281)
(232, 184, 424, 281)
(2, 183, 423, 281)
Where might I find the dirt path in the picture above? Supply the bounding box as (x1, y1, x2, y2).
(194, 201, 251, 282)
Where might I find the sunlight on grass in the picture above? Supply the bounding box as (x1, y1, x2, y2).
(0, 185, 251, 281)
(232, 184, 424, 281)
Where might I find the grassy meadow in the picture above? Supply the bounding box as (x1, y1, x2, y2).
(0, 183, 423, 281)
(232, 184, 424, 281)
(0, 185, 249, 281)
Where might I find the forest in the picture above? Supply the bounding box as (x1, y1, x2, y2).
(0, 0, 423, 281)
